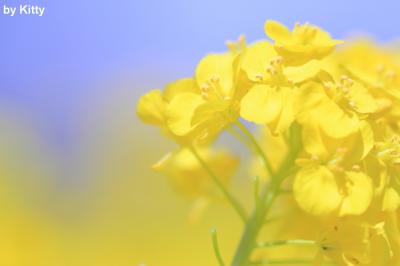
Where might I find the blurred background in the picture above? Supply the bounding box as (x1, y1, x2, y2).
(0, 0, 400, 265)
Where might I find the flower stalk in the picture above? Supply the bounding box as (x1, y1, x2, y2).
(211, 228, 226, 266)
(190, 146, 248, 223)
(231, 124, 301, 266)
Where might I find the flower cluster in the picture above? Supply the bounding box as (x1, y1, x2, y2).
(137, 20, 400, 266)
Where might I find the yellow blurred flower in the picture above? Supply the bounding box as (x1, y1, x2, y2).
(152, 147, 239, 200)
(152, 147, 240, 223)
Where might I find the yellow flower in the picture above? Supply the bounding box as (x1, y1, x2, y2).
(136, 89, 166, 126)
(240, 84, 295, 134)
(152, 147, 239, 200)
(366, 133, 400, 212)
(239, 41, 322, 84)
(335, 41, 400, 128)
(238, 39, 336, 134)
(315, 219, 392, 266)
(136, 19, 400, 265)
(136, 78, 199, 144)
(293, 121, 374, 216)
(238, 42, 320, 134)
(295, 77, 382, 139)
(265, 20, 343, 66)
(338, 41, 400, 96)
(165, 51, 247, 144)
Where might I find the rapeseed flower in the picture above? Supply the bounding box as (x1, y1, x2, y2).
(137, 19, 400, 266)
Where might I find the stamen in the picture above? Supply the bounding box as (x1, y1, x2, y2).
(255, 74, 264, 81)
(211, 75, 220, 83)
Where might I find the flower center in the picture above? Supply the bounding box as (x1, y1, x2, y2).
(258, 56, 292, 86)
(376, 64, 397, 86)
(200, 76, 230, 101)
(326, 147, 347, 173)
(293, 22, 318, 45)
(324, 76, 360, 114)
(375, 135, 400, 166)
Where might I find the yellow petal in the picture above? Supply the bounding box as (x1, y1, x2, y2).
(382, 188, 400, 212)
(339, 171, 373, 216)
(191, 100, 231, 126)
(347, 82, 379, 114)
(270, 86, 295, 134)
(301, 123, 330, 160)
(136, 89, 166, 125)
(295, 82, 328, 121)
(315, 100, 359, 138)
(240, 41, 277, 81)
(165, 93, 205, 136)
(294, 166, 341, 215)
(196, 53, 234, 97)
(358, 121, 374, 159)
(163, 78, 197, 102)
(264, 20, 292, 43)
(313, 28, 344, 47)
(240, 84, 283, 125)
(284, 60, 321, 83)
(344, 121, 374, 164)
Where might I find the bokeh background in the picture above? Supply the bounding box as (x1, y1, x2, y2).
(1, 0, 400, 265)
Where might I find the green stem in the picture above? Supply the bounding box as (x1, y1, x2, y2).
(190, 147, 248, 223)
(256, 239, 316, 248)
(230, 123, 302, 266)
(251, 260, 336, 265)
(227, 125, 252, 148)
(230, 178, 282, 266)
(253, 176, 260, 207)
(235, 121, 274, 177)
(249, 259, 315, 265)
(211, 228, 226, 266)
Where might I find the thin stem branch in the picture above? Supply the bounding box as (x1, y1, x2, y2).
(256, 239, 316, 249)
(234, 121, 274, 177)
(227, 126, 252, 148)
(250, 259, 336, 265)
(211, 228, 226, 266)
(190, 147, 248, 223)
(253, 176, 260, 209)
(230, 123, 302, 266)
(249, 259, 315, 265)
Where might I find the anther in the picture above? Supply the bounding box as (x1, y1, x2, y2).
(348, 101, 357, 109)
(201, 92, 209, 100)
(255, 74, 264, 80)
(311, 154, 319, 161)
(201, 85, 209, 92)
(210, 75, 220, 83)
